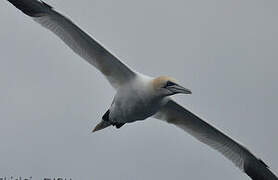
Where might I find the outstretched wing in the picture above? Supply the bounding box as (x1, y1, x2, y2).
(7, 0, 136, 89)
(154, 100, 278, 180)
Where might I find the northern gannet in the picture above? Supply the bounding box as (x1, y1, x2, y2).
(6, 0, 277, 179)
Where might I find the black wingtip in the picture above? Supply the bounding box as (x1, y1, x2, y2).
(41, 1, 52, 9)
(7, 0, 52, 17)
(258, 158, 269, 168)
(244, 157, 278, 180)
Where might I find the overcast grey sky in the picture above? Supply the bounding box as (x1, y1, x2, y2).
(0, 0, 277, 179)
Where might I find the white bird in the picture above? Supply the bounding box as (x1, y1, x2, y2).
(6, 0, 277, 179)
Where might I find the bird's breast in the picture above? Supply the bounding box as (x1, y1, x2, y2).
(109, 83, 167, 124)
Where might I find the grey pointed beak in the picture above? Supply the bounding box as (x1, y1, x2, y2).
(167, 85, 192, 94)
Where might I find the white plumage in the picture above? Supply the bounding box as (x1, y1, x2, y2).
(6, 0, 278, 179)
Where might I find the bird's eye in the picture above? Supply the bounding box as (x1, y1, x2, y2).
(164, 81, 176, 88)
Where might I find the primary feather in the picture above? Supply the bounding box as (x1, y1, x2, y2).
(154, 100, 278, 180)
(6, 1, 278, 179)
(7, 0, 136, 89)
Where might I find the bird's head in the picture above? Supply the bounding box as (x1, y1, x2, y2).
(152, 76, 192, 97)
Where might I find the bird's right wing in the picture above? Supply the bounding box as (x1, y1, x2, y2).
(7, 0, 136, 89)
(154, 100, 278, 180)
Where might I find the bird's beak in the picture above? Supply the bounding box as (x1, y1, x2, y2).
(167, 84, 192, 95)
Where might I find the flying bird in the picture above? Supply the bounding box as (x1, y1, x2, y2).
(6, 0, 277, 179)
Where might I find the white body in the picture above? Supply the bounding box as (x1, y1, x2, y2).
(109, 75, 169, 124)
(7, 1, 278, 179)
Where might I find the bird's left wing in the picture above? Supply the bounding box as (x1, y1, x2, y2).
(154, 100, 278, 180)
(7, 0, 136, 89)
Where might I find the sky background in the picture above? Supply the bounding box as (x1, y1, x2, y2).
(0, 0, 278, 179)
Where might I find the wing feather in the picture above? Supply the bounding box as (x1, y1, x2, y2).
(154, 100, 278, 180)
(7, 0, 136, 89)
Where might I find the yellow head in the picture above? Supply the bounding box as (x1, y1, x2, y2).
(152, 76, 192, 97)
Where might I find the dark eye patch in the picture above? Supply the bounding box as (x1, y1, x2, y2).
(167, 81, 176, 86)
(164, 81, 176, 88)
